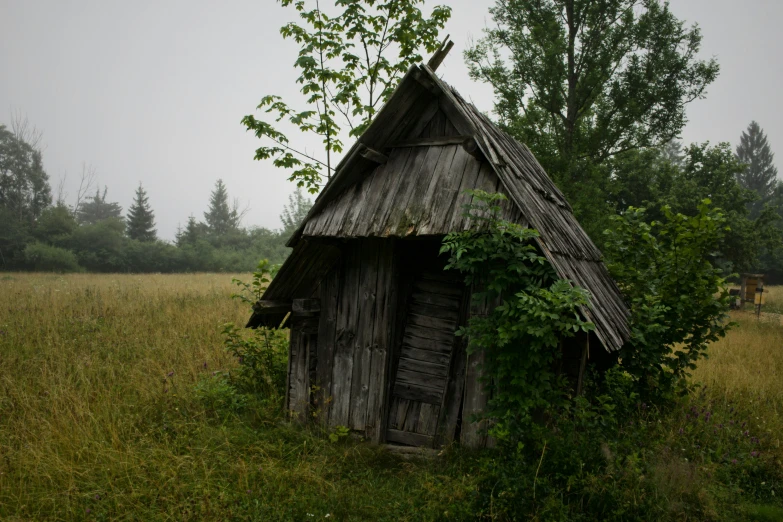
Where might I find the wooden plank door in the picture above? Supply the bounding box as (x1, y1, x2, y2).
(385, 272, 463, 447)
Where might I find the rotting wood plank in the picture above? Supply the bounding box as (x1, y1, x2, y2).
(252, 300, 292, 315)
(384, 91, 441, 146)
(366, 239, 397, 443)
(411, 292, 462, 309)
(315, 264, 339, 424)
(401, 330, 455, 351)
(399, 351, 449, 368)
(288, 317, 310, 421)
(393, 382, 444, 405)
(460, 348, 488, 448)
(349, 240, 380, 431)
(329, 243, 361, 427)
(292, 298, 320, 315)
(386, 429, 433, 448)
(412, 279, 463, 297)
(396, 368, 447, 390)
(384, 145, 444, 237)
(359, 144, 388, 164)
(394, 381, 446, 401)
(397, 346, 451, 365)
(408, 302, 461, 321)
(405, 99, 441, 143)
(405, 312, 458, 332)
(420, 148, 473, 235)
(416, 403, 440, 435)
(436, 294, 469, 446)
(403, 401, 422, 432)
(396, 145, 450, 233)
(416, 145, 460, 232)
(395, 398, 411, 430)
(397, 357, 449, 379)
(446, 156, 484, 231)
(351, 149, 412, 237)
(388, 135, 470, 148)
(368, 146, 431, 236)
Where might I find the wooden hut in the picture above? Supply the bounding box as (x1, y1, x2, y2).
(247, 59, 631, 448)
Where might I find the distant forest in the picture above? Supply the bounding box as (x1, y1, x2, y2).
(0, 118, 310, 273)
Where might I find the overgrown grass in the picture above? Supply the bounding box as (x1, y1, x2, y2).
(0, 273, 478, 521)
(1, 273, 782, 520)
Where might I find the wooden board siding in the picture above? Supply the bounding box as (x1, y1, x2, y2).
(320, 239, 397, 442)
(287, 315, 319, 420)
(460, 287, 500, 448)
(303, 148, 521, 239)
(418, 107, 462, 139)
(386, 272, 464, 446)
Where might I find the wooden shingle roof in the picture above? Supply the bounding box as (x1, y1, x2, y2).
(263, 64, 631, 352)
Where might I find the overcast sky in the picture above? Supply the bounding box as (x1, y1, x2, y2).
(1, 0, 781, 240)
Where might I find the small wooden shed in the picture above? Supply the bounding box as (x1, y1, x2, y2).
(248, 61, 631, 448)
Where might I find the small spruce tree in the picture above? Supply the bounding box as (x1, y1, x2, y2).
(204, 179, 238, 236)
(126, 182, 157, 242)
(736, 121, 779, 218)
(175, 215, 203, 246)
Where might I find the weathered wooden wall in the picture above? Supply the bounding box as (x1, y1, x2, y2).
(312, 238, 398, 443)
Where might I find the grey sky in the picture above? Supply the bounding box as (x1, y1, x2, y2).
(1, 0, 781, 240)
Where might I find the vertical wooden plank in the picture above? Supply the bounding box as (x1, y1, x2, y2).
(460, 349, 489, 448)
(349, 239, 380, 431)
(460, 285, 492, 448)
(435, 290, 470, 445)
(365, 239, 397, 443)
(316, 262, 340, 424)
(417, 404, 440, 436)
(288, 319, 309, 421)
(284, 328, 294, 414)
(403, 401, 422, 432)
(383, 269, 414, 439)
(330, 242, 361, 428)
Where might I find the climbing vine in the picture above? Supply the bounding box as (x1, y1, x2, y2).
(440, 191, 594, 436)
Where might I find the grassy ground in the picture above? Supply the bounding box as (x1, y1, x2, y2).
(0, 273, 475, 521)
(1, 273, 782, 520)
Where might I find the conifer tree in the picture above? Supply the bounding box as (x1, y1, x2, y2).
(175, 215, 203, 246)
(736, 121, 778, 218)
(204, 179, 238, 235)
(126, 182, 157, 241)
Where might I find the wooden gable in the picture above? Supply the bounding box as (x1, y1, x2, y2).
(302, 104, 523, 238)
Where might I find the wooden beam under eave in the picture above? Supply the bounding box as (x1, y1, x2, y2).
(252, 300, 292, 315)
(387, 135, 472, 148)
(292, 298, 321, 316)
(358, 144, 388, 164)
(461, 136, 484, 160)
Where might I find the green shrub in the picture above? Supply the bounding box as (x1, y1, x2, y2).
(221, 324, 288, 400)
(223, 261, 288, 400)
(604, 200, 734, 401)
(194, 372, 248, 417)
(22, 242, 82, 272)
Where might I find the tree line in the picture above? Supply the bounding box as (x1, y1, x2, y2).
(0, 122, 311, 273)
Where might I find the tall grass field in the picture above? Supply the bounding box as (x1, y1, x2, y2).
(1, 273, 782, 520)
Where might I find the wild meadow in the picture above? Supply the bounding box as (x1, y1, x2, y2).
(1, 273, 782, 521)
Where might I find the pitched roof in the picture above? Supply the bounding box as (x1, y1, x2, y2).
(264, 64, 631, 352)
